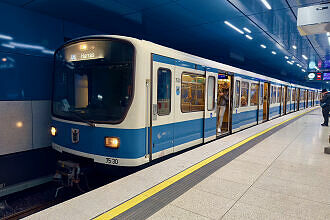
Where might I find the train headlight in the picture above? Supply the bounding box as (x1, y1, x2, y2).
(50, 126, 57, 136)
(105, 137, 120, 149)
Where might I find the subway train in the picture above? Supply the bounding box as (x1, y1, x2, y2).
(50, 35, 320, 167)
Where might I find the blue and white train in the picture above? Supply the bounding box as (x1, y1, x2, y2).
(50, 35, 320, 167)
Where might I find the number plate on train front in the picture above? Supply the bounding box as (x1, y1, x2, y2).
(105, 157, 119, 165)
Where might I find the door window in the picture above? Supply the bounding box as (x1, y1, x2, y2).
(235, 80, 240, 108)
(240, 81, 249, 107)
(259, 84, 263, 106)
(157, 68, 171, 116)
(207, 76, 215, 110)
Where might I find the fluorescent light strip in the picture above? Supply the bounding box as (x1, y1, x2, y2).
(302, 54, 308, 60)
(1, 43, 15, 49)
(0, 34, 13, 40)
(42, 49, 54, 55)
(260, 44, 266, 48)
(284, 56, 289, 59)
(287, 61, 293, 65)
(245, 35, 253, 40)
(243, 27, 251, 33)
(261, 0, 272, 10)
(302, 69, 306, 72)
(224, 21, 244, 34)
(271, 51, 276, 55)
(292, 45, 297, 49)
(10, 42, 44, 50)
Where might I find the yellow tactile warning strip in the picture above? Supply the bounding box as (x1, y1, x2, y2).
(94, 107, 318, 220)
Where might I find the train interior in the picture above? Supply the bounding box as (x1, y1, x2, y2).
(216, 74, 232, 137)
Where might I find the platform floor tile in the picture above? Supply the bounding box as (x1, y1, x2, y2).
(149, 109, 330, 220)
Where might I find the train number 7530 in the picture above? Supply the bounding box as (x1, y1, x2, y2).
(105, 158, 119, 165)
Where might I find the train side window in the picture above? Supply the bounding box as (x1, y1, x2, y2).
(235, 80, 240, 108)
(250, 83, 259, 106)
(157, 68, 171, 116)
(277, 87, 280, 103)
(181, 73, 205, 113)
(240, 81, 249, 107)
(207, 76, 215, 110)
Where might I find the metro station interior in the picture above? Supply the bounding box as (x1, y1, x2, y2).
(0, 0, 329, 219)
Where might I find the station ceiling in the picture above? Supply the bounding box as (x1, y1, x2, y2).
(1, 0, 329, 87)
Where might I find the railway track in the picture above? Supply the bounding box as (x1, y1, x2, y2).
(2, 200, 59, 220)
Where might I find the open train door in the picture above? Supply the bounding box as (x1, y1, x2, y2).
(297, 89, 300, 110)
(262, 82, 270, 121)
(203, 70, 218, 143)
(216, 73, 233, 137)
(282, 86, 287, 115)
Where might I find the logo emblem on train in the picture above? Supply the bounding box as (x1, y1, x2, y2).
(71, 128, 80, 144)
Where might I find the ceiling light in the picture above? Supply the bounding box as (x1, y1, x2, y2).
(260, 0, 272, 10)
(9, 42, 44, 50)
(287, 61, 293, 65)
(245, 35, 253, 40)
(271, 51, 276, 55)
(284, 56, 289, 59)
(292, 45, 297, 49)
(1, 43, 15, 49)
(0, 34, 13, 40)
(243, 27, 251, 33)
(297, 64, 302, 67)
(302, 55, 308, 60)
(302, 69, 306, 72)
(224, 21, 244, 34)
(2, 57, 7, 62)
(260, 44, 266, 48)
(292, 56, 295, 59)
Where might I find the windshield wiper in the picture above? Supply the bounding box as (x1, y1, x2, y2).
(69, 110, 95, 127)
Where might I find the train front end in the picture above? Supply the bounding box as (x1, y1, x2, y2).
(50, 37, 147, 167)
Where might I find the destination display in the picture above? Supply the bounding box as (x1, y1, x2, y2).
(64, 41, 105, 62)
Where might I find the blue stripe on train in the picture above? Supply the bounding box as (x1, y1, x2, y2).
(51, 105, 298, 159)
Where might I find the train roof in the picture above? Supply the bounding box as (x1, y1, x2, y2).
(63, 35, 319, 91)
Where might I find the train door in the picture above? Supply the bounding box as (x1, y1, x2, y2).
(204, 71, 218, 142)
(150, 60, 175, 159)
(282, 86, 287, 115)
(297, 89, 300, 110)
(258, 82, 264, 124)
(263, 82, 270, 121)
(292, 88, 296, 111)
(216, 73, 232, 136)
(287, 87, 291, 113)
(305, 91, 308, 108)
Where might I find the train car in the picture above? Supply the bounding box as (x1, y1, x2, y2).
(50, 35, 319, 167)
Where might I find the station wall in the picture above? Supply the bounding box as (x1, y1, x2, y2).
(0, 2, 102, 156)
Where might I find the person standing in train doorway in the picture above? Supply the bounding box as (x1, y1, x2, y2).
(320, 89, 330, 127)
(217, 84, 229, 133)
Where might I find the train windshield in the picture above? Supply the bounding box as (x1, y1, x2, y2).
(52, 39, 134, 123)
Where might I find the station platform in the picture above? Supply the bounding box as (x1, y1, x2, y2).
(26, 107, 330, 220)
